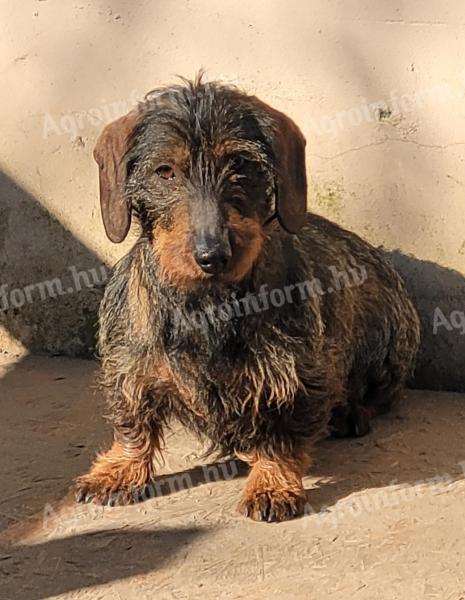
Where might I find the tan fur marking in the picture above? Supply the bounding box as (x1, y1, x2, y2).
(153, 204, 208, 288)
(222, 208, 264, 283)
(75, 434, 160, 505)
(153, 205, 264, 287)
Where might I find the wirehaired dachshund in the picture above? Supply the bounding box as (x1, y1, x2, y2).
(75, 75, 420, 522)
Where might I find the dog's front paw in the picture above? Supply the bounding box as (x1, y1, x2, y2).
(75, 446, 154, 507)
(75, 470, 138, 507)
(238, 488, 306, 522)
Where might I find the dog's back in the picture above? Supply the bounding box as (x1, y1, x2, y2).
(297, 213, 420, 435)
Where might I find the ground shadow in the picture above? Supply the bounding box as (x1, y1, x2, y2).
(0, 526, 204, 600)
(133, 460, 248, 501)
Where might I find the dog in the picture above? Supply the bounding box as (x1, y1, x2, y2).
(75, 75, 420, 522)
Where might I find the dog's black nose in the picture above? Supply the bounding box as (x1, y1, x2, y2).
(194, 246, 231, 274)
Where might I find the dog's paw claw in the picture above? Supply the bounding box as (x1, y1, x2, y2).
(107, 495, 116, 507)
(75, 480, 104, 505)
(75, 488, 87, 503)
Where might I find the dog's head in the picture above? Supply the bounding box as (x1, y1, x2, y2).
(94, 76, 307, 287)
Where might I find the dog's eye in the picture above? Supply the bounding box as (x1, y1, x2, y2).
(155, 165, 176, 180)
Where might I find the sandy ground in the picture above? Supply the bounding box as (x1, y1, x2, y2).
(0, 355, 464, 600)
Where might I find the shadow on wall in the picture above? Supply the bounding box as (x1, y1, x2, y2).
(0, 170, 108, 357)
(0, 169, 464, 389)
(384, 250, 465, 393)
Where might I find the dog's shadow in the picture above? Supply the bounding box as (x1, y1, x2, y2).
(138, 459, 249, 499)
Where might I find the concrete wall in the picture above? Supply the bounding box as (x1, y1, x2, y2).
(1, 1, 464, 389)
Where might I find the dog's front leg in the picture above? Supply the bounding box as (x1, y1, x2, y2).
(75, 419, 160, 506)
(75, 380, 162, 506)
(75, 424, 160, 506)
(237, 450, 310, 522)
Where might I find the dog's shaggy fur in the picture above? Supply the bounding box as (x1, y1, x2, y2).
(75, 76, 420, 521)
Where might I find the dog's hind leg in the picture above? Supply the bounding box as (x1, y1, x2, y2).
(329, 403, 372, 438)
(329, 360, 404, 439)
(362, 360, 404, 417)
(329, 370, 372, 438)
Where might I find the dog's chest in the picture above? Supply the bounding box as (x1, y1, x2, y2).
(155, 342, 250, 437)
(155, 314, 245, 413)
(152, 282, 309, 442)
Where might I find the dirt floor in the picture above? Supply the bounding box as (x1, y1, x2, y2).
(0, 354, 464, 600)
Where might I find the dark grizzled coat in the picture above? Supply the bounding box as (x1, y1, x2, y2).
(94, 77, 420, 466)
(99, 219, 419, 460)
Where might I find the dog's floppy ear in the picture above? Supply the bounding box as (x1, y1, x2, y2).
(93, 109, 140, 243)
(253, 99, 308, 234)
